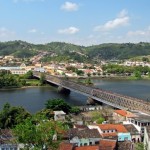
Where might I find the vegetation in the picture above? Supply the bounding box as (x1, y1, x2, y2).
(0, 103, 31, 129)
(66, 66, 84, 76)
(0, 70, 21, 88)
(102, 64, 150, 79)
(135, 143, 144, 150)
(1, 41, 150, 62)
(0, 70, 42, 88)
(45, 99, 71, 114)
(13, 116, 67, 150)
(91, 111, 105, 123)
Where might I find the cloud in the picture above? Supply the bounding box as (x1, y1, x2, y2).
(58, 27, 79, 34)
(61, 1, 79, 12)
(28, 28, 37, 33)
(127, 30, 146, 36)
(13, 0, 45, 3)
(94, 9, 129, 32)
(127, 27, 150, 37)
(0, 27, 15, 37)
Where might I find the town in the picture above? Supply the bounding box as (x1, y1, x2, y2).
(0, 53, 150, 150)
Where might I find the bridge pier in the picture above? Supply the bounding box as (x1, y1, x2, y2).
(57, 86, 71, 95)
(87, 97, 103, 105)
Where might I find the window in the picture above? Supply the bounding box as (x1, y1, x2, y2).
(95, 141, 99, 145)
(124, 137, 128, 140)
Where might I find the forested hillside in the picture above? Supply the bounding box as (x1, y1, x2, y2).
(0, 41, 150, 61)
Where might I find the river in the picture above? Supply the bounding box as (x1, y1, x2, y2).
(0, 79, 150, 113)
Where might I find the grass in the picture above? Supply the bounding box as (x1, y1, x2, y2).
(24, 79, 40, 86)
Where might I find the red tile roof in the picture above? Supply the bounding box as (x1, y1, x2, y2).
(114, 110, 135, 117)
(99, 139, 116, 150)
(114, 110, 127, 117)
(59, 142, 73, 150)
(98, 124, 128, 133)
(75, 146, 99, 150)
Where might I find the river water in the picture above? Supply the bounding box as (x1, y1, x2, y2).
(0, 79, 150, 113)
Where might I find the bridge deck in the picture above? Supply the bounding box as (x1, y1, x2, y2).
(33, 72, 150, 115)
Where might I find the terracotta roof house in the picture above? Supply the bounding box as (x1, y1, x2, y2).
(59, 142, 74, 150)
(74, 145, 99, 150)
(99, 139, 117, 150)
(88, 124, 129, 140)
(65, 128, 101, 147)
(113, 110, 135, 123)
(124, 124, 141, 142)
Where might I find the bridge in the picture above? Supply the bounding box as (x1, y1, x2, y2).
(33, 72, 150, 115)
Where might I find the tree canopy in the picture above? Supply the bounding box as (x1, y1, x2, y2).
(45, 99, 71, 114)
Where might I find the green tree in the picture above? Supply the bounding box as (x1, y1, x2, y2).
(24, 71, 33, 79)
(0, 103, 31, 129)
(45, 99, 71, 114)
(142, 57, 149, 62)
(84, 77, 93, 85)
(70, 106, 80, 115)
(13, 116, 67, 150)
(96, 117, 105, 124)
(134, 71, 142, 79)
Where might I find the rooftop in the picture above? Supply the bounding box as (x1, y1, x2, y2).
(97, 124, 128, 133)
(53, 111, 66, 115)
(59, 142, 73, 150)
(114, 110, 135, 117)
(74, 146, 99, 150)
(124, 124, 139, 135)
(99, 139, 117, 150)
(65, 128, 101, 139)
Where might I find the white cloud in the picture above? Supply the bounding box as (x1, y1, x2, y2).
(127, 30, 146, 36)
(13, 0, 45, 3)
(94, 9, 129, 32)
(0, 27, 15, 37)
(28, 28, 37, 33)
(58, 27, 79, 34)
(127, 27, 150, 37)
(118, 9, 128, 18)
(61, 1, 79, 12)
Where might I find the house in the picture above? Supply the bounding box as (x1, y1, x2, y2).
(74, 145, 99, 150)
(117, 141, 134, 150)
(53, 111, 66, 121)
(88, 124, 129, 140)
(0, 129, 23, 150)
(64, 128, 101, 147)
(124, 111, 150, 136)
(59, 142, 74, 150)
(144, 126, 150, 150)
(118, 133, 131, 142)
(99, 139, 116, 150)
(113, 109, 135, 123)
(4, 55, 14, 60)
(124, 124, 141, 142)
(10, 69, 27, 74)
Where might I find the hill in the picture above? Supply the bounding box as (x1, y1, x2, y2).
(1, 41, 150, 61)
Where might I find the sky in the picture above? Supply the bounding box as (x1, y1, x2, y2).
(0, 0, 150, 46)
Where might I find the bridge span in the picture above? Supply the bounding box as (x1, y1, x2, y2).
(33, 72, 150, 115)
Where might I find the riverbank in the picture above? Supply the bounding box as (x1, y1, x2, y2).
(0, 85, 52, 91)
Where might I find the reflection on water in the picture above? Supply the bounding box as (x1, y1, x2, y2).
(0, 79, 150, 113)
